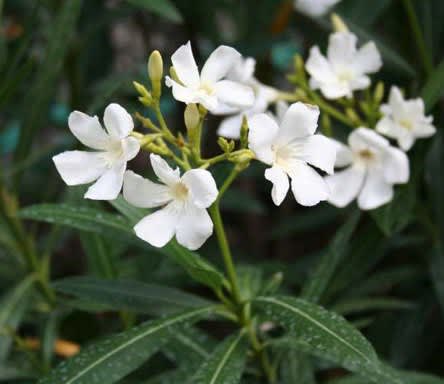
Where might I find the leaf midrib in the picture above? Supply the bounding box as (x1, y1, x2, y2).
(63, 306, 212, 384)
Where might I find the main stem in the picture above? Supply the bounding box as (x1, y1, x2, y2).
(209, 203, 242, 305)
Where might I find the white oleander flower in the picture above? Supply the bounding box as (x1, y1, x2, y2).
(294, 0, 342, 17)
(306, 31, 382, 99)
(165, 41, 254, 114)
(248, 102, 336, 206)
(376, 86, 436, 151)
(217, 57, 278, 139)
(123, 154, 218, 250)
(325, 128, 409, 210)
(53, 103, 140, 200)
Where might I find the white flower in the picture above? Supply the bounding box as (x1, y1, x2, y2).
(325, 128, 409, 210)
(294, 0, 341, 17)
(123, 154, 218, 250)
(306, 31, 382, 99)
(376, 86, 436, 151)
(53, 103, 140, 200)
(248, 102, 337, 206)
(165, 41, 254, 114)
(217, 57, 278, 139)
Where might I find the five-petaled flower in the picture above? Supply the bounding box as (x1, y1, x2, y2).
(306, 31, 382, 99)
(294, 0, 342, 17)
(217, 57, 278, 139)
(248, 102, 337, 206)
(53, 103, 140, 200)
(376, 86, 436, 151)
(165, 41, 254, 114)
(123, 154, 218, 250)
(325, 128, 409, 210)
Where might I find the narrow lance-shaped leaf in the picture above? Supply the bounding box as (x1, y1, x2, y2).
(53, 276, 212, 315)
(301, 211, 360, 303)
(188, 332, 248, 384)
(0, 274, 35, 361)
(38, 306, 215, 384)
(254, 296, 401, 383)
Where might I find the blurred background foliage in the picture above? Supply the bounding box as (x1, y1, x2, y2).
(1, 0, 444, 383)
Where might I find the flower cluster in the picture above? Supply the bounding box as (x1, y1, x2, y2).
(53, 17, 435, 251)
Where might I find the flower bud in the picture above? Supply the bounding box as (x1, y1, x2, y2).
(148, 50, 163, 98)
(331, 13, 348, 33)
(184, 104, 200, 132)
(373, 81, 384, 104)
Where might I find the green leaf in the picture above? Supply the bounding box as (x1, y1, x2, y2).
(14, 1, 82, 179)
(38, 306, 215, 384)
(53, 276, 212, 315)
(301, 211, 361, 303)
(188, 332, 248, 384)
(370, 181, 416, 236)
(109, 198, 226, 292)
(421, 59, 444, 112)
(254, 296, 400, 382)
(127, 0, 183, 23)
(331, 297, 415, 315)
(0, 274, 35, 360)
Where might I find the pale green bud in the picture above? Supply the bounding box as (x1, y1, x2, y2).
(331, 13, 349, 32)
(184, 103, 200, 132)
(374, 81, 384, 104)
(148, 50, 163, 98)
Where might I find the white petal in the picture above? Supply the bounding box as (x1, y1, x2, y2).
(52, 151, 107, 186)
(331, 139, 353, 167)
(375, 116, 399, 139)
(306, 46, 335, 84)
(289, 161, 329, 206)
(248, 113, 279, 164)
(414, 122, 436, 138)
(121, 137, 140, 161)
(84, 161, 126, 200)
(349, 128, 389, 152)
(327, 32, 357, 69)
(276, 102, 320, 145)
(264, 166, 289, 206)
(325, 165, 365, 208)
(103, 103, 134, 139)
(165, 77, 199, 105)
(299, 134, 337, 174)
(358, 168, 393, 210)
(182, 169, 218, 209)
(354, 41, 382, 74)
(171, 41, 200, 88)
(213, 80, 254, 108)
(383, 147, 409, 184)
(150, 154, 181, 186)
(176, 204, 213, 250)
(68, 111, 111, 150)
(134, 203, 179, 248)
(217, 114, 243, 139)
(201, 45, 241, 83)
(123, 170, 171, 208)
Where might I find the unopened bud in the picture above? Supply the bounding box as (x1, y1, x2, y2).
(148, 50, 163, 98)
(184, 104, 200, 132)
(331, 13, 348, 33)
(240, 116, 249, 148)
(169, 66, 181, 84)
(373, 81, 384, 104)
(345, 108, 361, 125)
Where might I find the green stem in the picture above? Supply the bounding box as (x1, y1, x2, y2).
(402, 0, 433, 75)
(208, 203, 241, 305)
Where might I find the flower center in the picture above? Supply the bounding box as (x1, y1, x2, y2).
(198, 82, 215, 96)
(171, 182, 189, 201)
(399, 119, 413, 130)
